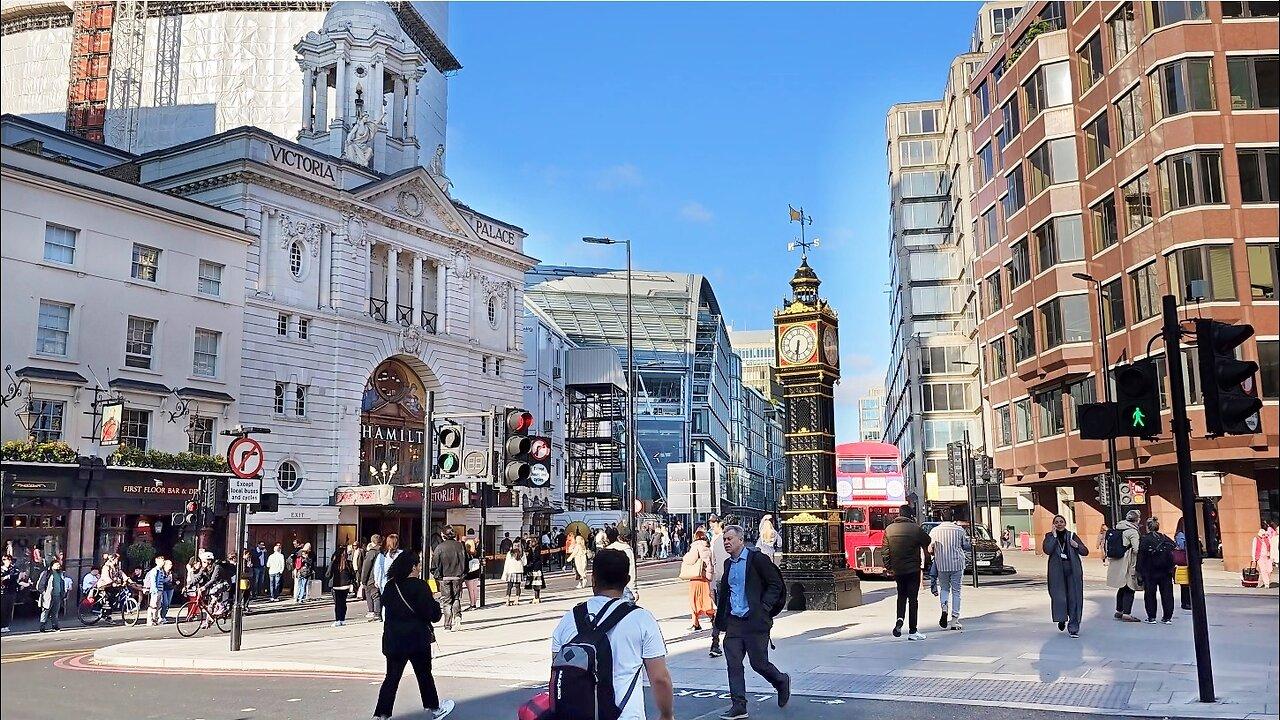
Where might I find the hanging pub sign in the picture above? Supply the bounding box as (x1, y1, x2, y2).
(99, 401, 124, 446)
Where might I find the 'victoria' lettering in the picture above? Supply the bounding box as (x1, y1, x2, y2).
(269, 143, 336, 182)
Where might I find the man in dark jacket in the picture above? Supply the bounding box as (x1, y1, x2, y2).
(1137, 517, 1176, 624)
(713, 525, 790, 720)
(431, 527, 469, 631)
(360, 534, 384, 621)
(881, 505, 932, 640)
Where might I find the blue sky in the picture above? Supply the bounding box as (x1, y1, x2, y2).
(445, 1, 981, 436)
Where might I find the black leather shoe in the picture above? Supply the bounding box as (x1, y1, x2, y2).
(777, 673, 791, 708)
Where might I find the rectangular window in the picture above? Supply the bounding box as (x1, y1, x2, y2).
(1130, 261, 1161, 321)
(1248, 244, 1277, 299)
(298, 317, 311, 340)
(1152, 58, 1215, 119)
(1003, 165, 1026, 217)
(1015, 398, 1033, 442)
(1024, 61, 1072, 119)
(1036, 388, 1066, 438)
(1011, 238, 1032, 287)
(985, 273, 1004, 315)
(1084, 111, 1111, 172)
(125, 316, 156, 369)
(43, 224, 77, 264)
(1122, 172, 1154, 234)
(1079, 32, 1105, 92)
(1147, 0, 1207, 27)
(188, 416, 215, 455)
(1159, 149, 1224, 210)
(131, 243, 160, 282)
(1103, 277, 1126, 333)
(193, 328, 220, 377)
(1227, 56, 1279, 110)
(1040, 294, 1092, 349)
(197, 260, 223, 296)
(1238, 148, 1280, 203)
(1091, 194, 1119, 252)
(899, 108, 939, 134)
(921, 383, 972, 412)
(1109, 2, 1139, 61)
(27, 399, 65, 443)
(996, 102, 1018, 154)
(991, 336, 1008, 379)
(277, 313, 289, 336)
(900, 200, 949, 230)
(977, 80, 991, 118)
(899, 139, 939, 166)
(1168, 245, 1236, 302)
(900, 169, 946, 198)
(996, 405, 1013, 447)
(1035, 215, 1085, 271)
(1115, 85, 1148, 147)
(1258, 339, 1279, 400)
(1028, 138, 1080, 196)
(992, 6, 1019, 34)
(1222, 1, 1280, 18)
(982, 207, 1000, 249)
(295, 384, 308, 416)
(1066, 377, 1098, 431)
(978, 143, 995, 186)
(120, 409, 150, 451)
(274, 383, 286, 414)
(36, 300, 71, 356)
(1015, 312, 1036, 362)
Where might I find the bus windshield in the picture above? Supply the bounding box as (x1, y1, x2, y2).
(838, 459, 867, 474)
(869, 459, 899, 473)
(845, 507, 866, 524)
(869, 507, 895, 531)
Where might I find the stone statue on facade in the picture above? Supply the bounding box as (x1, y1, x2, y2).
(342, 109, 379, 166)
(428, 143, 453, 195)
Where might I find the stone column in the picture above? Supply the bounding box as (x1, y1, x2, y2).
(319, 225, 333, 309)
(435, 259, 448, 333)
(411, 253, 424, 328)
(314, 67, 329, 130)
(385, 246, 399, 323)
(301, 66, 315, 132)
(333, 54, 348, 158)
(1217, 464, 1261, 572)
(259, 206, 277, 294)
(391, 75, 405, 140)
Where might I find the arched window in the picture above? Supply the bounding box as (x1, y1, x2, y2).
(277, 461, 303, 493)
(289, 241, 304, 279)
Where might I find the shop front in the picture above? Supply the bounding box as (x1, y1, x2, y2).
(245, 505, 340, 567)
(335, 483, 473, 548)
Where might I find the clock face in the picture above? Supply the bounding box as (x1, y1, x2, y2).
(780, 325, 818, 364)
(822, 326, 839, 366)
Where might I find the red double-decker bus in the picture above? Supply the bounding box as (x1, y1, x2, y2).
(836, 441, 907, 578)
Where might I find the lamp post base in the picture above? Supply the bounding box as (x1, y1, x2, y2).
(782, 567, 861, 611)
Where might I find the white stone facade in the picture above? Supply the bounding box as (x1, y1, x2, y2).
(521, 298, 573, 516)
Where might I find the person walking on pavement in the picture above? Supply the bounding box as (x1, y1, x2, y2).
(1137, 517, 1177, 624)
(1096, 523, 1110, 565)
(361, 534, 384, 619)
(1174, 517, 1192, 610)
(265, 543, 286, 602)
(927, 508, 971, 631)
(432, 527, 468, 629)
(35, 560, 69, 632)
(606, 526, 639, 602)
(882, 505, 932, 640)
(144, 556, 166, 626)
(637, 524, 652, 561)
(684, 529, 716, 631)
(1252, 527, 1274, 590)
(757, 515, 781, 564)
(714, 525, 790, 720)
(1107, 510, 1143, 622)
(503, 544, 526, 606)
(159, 558, 175, 623)
(570, 533, 589, 589)
(1, 555, 18, 633)
(252, 541, 268, 597)
(293, 549, 313, 603)
(707, 515, 731, 657)
(327, 546, 356, 627)
(1044, 514, 1088, 637)
(373, 534, 403, 600)
(523, 536, 547, 603)
(463, 543, 482, 610)
(372, 550, 455, 720)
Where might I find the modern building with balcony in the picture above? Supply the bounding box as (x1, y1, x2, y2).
(968, 0, 1278, 570)
(858, 386, 886, 441)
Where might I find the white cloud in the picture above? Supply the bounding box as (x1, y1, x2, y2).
(834, 354, 886, 441)
(679, 201, 714, 223)
(595, 162, 644, 191)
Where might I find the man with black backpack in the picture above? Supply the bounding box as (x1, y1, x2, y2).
(1136, 516, 1176, 624)
(714, 525, 790, 720)
(548, 548, 673, 720)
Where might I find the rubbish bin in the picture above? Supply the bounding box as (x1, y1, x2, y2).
(1019, 531, 1031, 551)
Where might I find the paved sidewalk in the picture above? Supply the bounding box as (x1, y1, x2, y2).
(93, 571, 1278, 718)
(1003, 547, 1278, 594)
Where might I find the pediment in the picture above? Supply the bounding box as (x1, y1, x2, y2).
(353, 169, 466, 238)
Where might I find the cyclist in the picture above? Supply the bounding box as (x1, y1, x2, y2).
(198, 552, 233, 620)
(94, 556, 128, 618)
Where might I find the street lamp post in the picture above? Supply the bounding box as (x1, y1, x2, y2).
(1073, 272, 1120, 527)
(583, 236, 639, 591)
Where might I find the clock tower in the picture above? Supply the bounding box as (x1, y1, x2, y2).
(774, 256, 862, 610)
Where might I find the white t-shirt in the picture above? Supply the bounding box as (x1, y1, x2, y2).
(550, 595, 667, 720)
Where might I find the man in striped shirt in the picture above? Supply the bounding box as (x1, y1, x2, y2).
(928, 509, 972, 631)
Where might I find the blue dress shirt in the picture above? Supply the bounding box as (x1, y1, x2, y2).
(727, 549, 751, 617)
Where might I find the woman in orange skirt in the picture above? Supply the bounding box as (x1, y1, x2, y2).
(684, 529, 716, 630)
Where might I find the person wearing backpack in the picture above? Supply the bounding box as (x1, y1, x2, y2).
(714, 525, 791, 720)
(1137, 516, 1176, 624)
(1106, 510, 1143, 622)
(548, 548, 673, 720)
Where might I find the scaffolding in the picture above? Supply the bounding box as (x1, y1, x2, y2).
(66, 2, 115, 142)
(565, 383, 625, 507)
(153, 7, 181, 107)
(107, 0, 147, 150)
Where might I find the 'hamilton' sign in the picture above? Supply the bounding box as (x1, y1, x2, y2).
(360, 423, 425, 444)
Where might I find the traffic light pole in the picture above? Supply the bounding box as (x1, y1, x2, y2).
(421, 391, 435, 580)
(230, 498, 249, 651)
(963, 431, 979, 589)
(1162, 295, 1215, 703)
(1088, 279, 1122, 528)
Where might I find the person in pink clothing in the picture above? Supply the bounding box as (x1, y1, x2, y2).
(1252, 528, 1273, 589)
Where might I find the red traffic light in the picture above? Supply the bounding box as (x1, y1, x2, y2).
(186, 501, 198, 513)
(506, 409, 534, 434)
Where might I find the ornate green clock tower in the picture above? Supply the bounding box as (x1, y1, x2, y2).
(774, 251, 862, 611)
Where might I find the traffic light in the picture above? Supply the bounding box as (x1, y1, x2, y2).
(1077, 401, 1119, 440)
(1196, 319, 1263, 436)
(181, 499, 199, 526)
(1115, 360, 1162, 437)
(1130, 479, 1147, 505)
(527, 435, 552, 488)
(502, 408, 535, 485)
(1117, 479, 1135, 505)
(435, 421, 465, 478)
(1093, 474, 1112, 506)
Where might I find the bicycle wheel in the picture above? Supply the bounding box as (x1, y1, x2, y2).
(78, 596, 103, 625)
(121, 594, 142, 626)
(175, 602, 202, 637)
(215, 610, 231, 633)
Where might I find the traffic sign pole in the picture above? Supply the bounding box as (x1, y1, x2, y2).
(221, 426, 269, 653)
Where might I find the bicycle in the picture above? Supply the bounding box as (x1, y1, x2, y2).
(78, 584, 142, 626)
(175, 588, 231, 637)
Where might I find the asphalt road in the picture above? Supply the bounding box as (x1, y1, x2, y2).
(0, 561, 1204, 720)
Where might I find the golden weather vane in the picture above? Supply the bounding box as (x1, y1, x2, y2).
(787, 205, 819, 258)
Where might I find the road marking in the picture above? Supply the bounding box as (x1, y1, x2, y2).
(239, 709, 256, 713)
(329, 689, 342, 693)
(286, 698, 301, 702)
(1, 648, 96, 664)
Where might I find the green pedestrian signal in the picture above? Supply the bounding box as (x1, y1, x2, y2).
(1115, 360, 1162, 437)
(1131, 407, 1146, 428)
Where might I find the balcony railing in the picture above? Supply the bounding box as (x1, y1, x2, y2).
(421, 311, 438, 333)
(369, 297, 388, 322)
(396, 303, 414, 327)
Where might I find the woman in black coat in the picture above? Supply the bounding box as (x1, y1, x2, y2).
(1043, 514, 1088, 638)
(523, 537, 546, 604)
(325, 547, 357, 626)
(373, 550, 453, 720)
